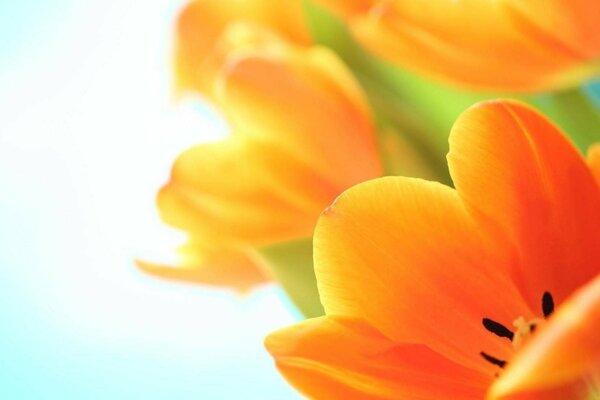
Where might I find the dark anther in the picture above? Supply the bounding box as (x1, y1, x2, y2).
(530, 323, 537, 333)
(482, 318, 514, 341)
(480, 352, 507, 369)
(542, 292, 554, 318)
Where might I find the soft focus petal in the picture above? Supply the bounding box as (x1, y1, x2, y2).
(448, 100, 600, 309)
(504, 0, 600, 58)
(588, 143, 600, 187)
(136, 239, 269, 291)
(217, 47, 380, 191)
(315, 0, 600, 91)
(311, 0, 375, 18)
(157, 137, 336, 246)
(489, 274, 600, 399)
(314, 176, 531, 373)
(491, 384, 587, 400)
(266, 316, 490, 399)
(160, 48, 380, 246)
(175, 0, 309, 94)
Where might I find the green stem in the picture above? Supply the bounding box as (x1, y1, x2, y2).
(258, 238, 324, 318)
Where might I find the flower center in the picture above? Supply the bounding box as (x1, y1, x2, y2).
(480, 291, 554, 369)
(511, 316, 543, 349)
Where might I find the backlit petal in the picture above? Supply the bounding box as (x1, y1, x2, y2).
(157, 44, 380, 289)
(175, 0, 309, 94)
(157, 137, 338, 246)
(489, 274, 600, 399)
(266, 316, 490, 400)
(490, 384, 587, 400)
(136, 239, 269, 291)
(316, 0, 600, 91)
(314, 176, 531, 373)
(160, 49, 381, 246)
(216, 49, 382, 197)
(448, 100, 600, 309)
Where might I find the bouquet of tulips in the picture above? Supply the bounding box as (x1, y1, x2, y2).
(139, 1, 600, 398)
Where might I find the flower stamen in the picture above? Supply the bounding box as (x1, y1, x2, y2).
(542, 291, 554, 318)
(480, 351, 507, 369)
(482, 318, 515, 341)
(511, 316, 543, 349)
(480, 291, 555, 370)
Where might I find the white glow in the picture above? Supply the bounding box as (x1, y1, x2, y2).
(0, 0, 300, 398)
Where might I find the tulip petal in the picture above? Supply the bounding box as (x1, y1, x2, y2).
(448, 100, 600, 309)
(266, 316, 490, 399)
(489, 274, 600, 399)
(314, 176, 532, 373)
(588, 144, 600, 187)
(489, 384, 587, 400)
(502, 1, 600, 59)
(161, 47, 382, 245)
(175, 0, 309, 94)
(316, 0, 600, 91)
(157, 136, 339, 246)
(136, 239, 269, 291)
(217, 49, 381, 192)
(311, 0, 375, 18)
(156, 44, 381, 291)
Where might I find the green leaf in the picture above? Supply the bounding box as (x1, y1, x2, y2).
(258, 238, 324, 318)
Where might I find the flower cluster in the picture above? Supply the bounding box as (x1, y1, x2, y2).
(142, 1, 600, 398)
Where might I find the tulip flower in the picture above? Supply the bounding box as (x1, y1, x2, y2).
(266, 100, 600, 398)
(174, 0, 310, 95)
(140, 29, 383, 308)
(313, 1, 600, 92)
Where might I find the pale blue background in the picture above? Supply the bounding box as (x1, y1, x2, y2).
(0, 1, 302, 398)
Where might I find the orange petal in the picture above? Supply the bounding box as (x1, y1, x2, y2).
(217, 49, 381, 193)
(588, 143, 600, 187)
(266, 316, 490, 399)
(489, 274, 600, 399)
(448, 100, 600, 310)
(502, 0, 600, 59)
(314, 176, 532, 374)
(490, 384, 587, 400)
(311, 0, 375, 18)
(160, 46, 380, 263)
(317, 0, 600, 91)
(175, 0, 309, 94)
(136, 238, 270, 291)
(157, 136, 338, 246)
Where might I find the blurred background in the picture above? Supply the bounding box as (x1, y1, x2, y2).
(0, 0, 300, 398)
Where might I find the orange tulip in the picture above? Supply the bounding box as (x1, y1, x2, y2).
(266, 100, 600, 398)
(313, 1, 600, 92)
(174, 0, 310, 95)
(140, 32, 383, 291)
